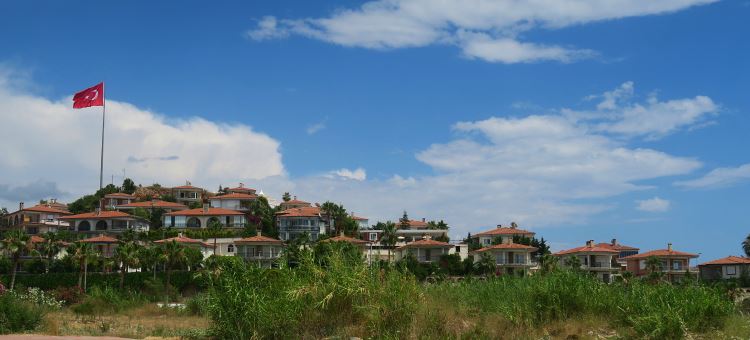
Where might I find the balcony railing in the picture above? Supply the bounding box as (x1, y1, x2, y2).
(242, 251, 281, 259)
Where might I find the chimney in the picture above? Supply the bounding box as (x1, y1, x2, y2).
(504, 237, 513, 245)
(340, 231, 345, 237)
(667, 243, 673, 252)
(239, 183, 244, 188)
(203, 203, 209, 213)
(95, 207, 101, 216)
(611, 238, 617, 246)
(586, 240, 593, 247)
(497, 224, 503, 229)
(510, 222, 517, 229)
(257, 230, 262, 237)
(19, 202, 24, 210)
(422, 218, 426, 222)
(293, 195, 297, 200)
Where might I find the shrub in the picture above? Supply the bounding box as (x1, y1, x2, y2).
(53, 286, 84, 306)
(9, 287, 63, 310)
(0, 293, 44, 334)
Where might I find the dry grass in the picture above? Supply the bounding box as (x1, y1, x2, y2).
(41, 304, 210, 339)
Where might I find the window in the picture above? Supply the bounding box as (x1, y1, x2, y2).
(483, 238, 491, 245)
(369, 233, 377, 241)
(228, 244, 234, 253)
(639, 260, 645, 270)
(187, 217, 201, 228)
(455, 245, 461, 252)
(78, 220, 91, 231)
(95, 220, 108, 231)
(188, 192, 198, 199)
(726, 266, 737, 275)
(672, 260, 682, 270)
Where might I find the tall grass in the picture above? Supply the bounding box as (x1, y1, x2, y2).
(203, 247, 420, 339)
(425, 270, 735, 339)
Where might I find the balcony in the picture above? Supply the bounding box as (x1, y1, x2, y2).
(242, 251, 281, 260)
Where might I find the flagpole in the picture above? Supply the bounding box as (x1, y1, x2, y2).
(99, 93, 105, 190)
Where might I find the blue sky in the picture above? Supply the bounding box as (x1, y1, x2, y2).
(0, 0, 748, 261)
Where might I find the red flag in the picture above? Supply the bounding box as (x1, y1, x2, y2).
(73, 82, 104, 108)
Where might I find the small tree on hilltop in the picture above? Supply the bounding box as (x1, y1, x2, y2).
(122, 178, 137, 194)
(282, 192, 291, 202)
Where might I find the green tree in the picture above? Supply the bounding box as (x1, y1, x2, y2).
(121, 178, 137, 194)
(67, 242, 99, 291)
(138, 245, 161, 280)
(398, 211, 410, 229)
(282, 192, 291, 202)
(380, 221, 398, 262)
(743, 233, 750, 257)
(38, 232, 64, 273)
(645, 256, 664, 282)
(184, 246, 204, 271)
(564, 255, 582, 270)
(477, 252, 496, 275)
(207, 219, 224, 255)
(159, 240, 187, 287)
(1, 230, 35, 290)
(113, 241, 141, 289)
(538, 254, 558, 274)
(427, 220, 449, 230)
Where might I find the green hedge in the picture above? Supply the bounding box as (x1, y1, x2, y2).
(0, 271, 202, 292)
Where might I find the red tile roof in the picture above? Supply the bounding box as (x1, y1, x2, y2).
(164, 207, 245, 216)
(280, 199, 311, 205)
(699, 256, 750, 266)
(595, 242, 639, 251)
(104, 193, 135, 199)
(235, 235, 284, 244)
(276, 207, 321, 217)
(397, 239, 452, 249)
(351, 215, 368, 221)
(79, 235, 119, 243)
(172, 185, 202, 190)
(210, 193, 258, 200)
(116, 200, 188, 209)
(322, 235, 368, 245)
(474, 243, 538, 253)
(473, 226, 535, 237)
(19, 204, 71, 215)
(399, 220, 429, 228)
(60, 211, 138, 220)
(30, 235, 45, 243)
(154, 235, 211, 247)
(228, 186, 255, 192)
(554, 245, 618, 256)
(622, 249, 699, 260)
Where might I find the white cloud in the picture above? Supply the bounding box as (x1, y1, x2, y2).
(247, 0, 717, 63)
(675, 163, 750, 189)
(0, 68, 284, 209)
(306, 121, 326, 135)
(636, 197, 671, 212)
(326, 168, 367, 181)
(285, 83, 709, 235)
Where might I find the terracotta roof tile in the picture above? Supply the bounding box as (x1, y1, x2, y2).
(235, 235, 284, 244)
(699, 256, 750, 266)
(154, 236, 211, 247)
(172, 185, 202, 190)
(595, 242, 639, 251)
(280, 199, 310, 205)
(164, 207, 245, 216)
(396, 239, 452, 250)
(104, 193, 135, 199)
(474, 243, 538, 252)
(622, 249, 699, 260)
(554, 245, 618, 256)
(399, 220, 429, 228)
(321, 235, 368, 245)
(116, 200, 188, 209)
(210, 193, 258, 200)
(18, 204, 71, 215)
(275, 207, 321, 217)
(79, 235, 119, 243)
(60, 211, 138, 220)
(473, 227, 535, 237)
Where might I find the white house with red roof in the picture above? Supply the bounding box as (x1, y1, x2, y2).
(154, 234, 214, 259)
(554, 240, 620, 282)
(698, 256, 750, 281)
(595, 239, 640, 268)
(60, 210, 150, 234)
(470, 224, 536, 247)
(209, 193, 258, 212)
(622, 243, 699, 283)
(394, 236, 452, 263)
(225, 183, 257, 195)
(3, 202, 72, 234)
(472, 238, 538, 276)
(275, 205, 331, 242)
(278, 196, 312, 211)
(79, 234, 120, 258)
(171, 181, 204, 206)
(234, 232, 284, 268)
(115, 199, 188, 213)
(163, 205, 247, 229)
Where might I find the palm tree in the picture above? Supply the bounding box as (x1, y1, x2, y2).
(68, 242, 99, 291)
(564, 255, 582, 270)
(743, 233, 750, 258)
(207, 219, 223, 255)
(1, 229, 34, 290)
(160, 240, 187, 288)
(645, 255, 663, 281)
(138, 245, 160, 280)
(539, 254, 558, 274)
(478, 252, 496, 276)
(380, 221, 398, 262)
(38, 232, 63, 273)
(113, 241, 141, 290)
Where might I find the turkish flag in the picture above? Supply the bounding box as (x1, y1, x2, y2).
(73, 82, 104, 108)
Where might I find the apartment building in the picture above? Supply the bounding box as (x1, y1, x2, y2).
(554, 240, 620, 283)
(472, 238, 537, 276)
(623, 243, 699, 283)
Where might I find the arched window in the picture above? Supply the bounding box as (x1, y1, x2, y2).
(227, 244, 234, 253)
(78, 220, 91, 231)
(187, 217, 201, 228)
(207, 216, 221, 227)
(95, 220, 108, 231)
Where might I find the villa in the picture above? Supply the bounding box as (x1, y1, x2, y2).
(154, 234, 214, 259)
(102, 193, 135, 210)
(554, 240, 620, 283)
(275, 202, 331, 242)
(2, 202, 71, 234)
(394, 236, 452, 263)
(622, 243, 699, 283)
(171, 182, 204, 206)
(162, 205, 247, 229)
(472, 238, 537, 276)
(234, 233, 284, 268)
(79, 234, 119, 258)
(595, 239, 639, 269)
(470, 223, 535, 247)
(698, 256, 750, 281)
(115, 199, 188, 213)
(61, 210, 150, 234)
